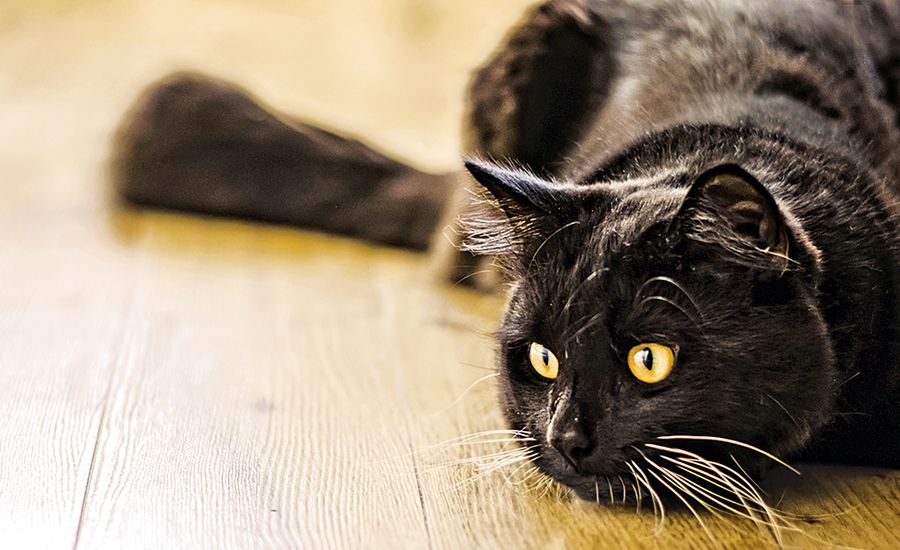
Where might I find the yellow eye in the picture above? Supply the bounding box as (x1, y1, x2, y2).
(627, 343, 677, 384)
(529, 342, 559, 380)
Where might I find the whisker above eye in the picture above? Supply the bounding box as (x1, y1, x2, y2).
(631, 295, 704, 332)
(558, 267, 610, 320)
(527, 220, 582, 274)
(635, 276, 703, 318)
(562, 311, 606, 348)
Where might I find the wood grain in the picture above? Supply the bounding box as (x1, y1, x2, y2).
(0, 0, 897, 548)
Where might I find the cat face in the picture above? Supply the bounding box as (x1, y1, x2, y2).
(465, 159, 836, 502)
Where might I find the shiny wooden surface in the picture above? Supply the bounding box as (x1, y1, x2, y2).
(1, 1, 897, 548)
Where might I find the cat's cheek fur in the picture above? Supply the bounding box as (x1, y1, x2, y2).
(494, 247, 839, 500)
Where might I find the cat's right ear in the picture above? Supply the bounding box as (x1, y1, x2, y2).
(675, 164, 819, 278)
(462, 158, 579, 258)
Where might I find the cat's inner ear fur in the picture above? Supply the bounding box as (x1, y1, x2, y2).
(679, 164, 793, 273)
(462, 158, 575, 259)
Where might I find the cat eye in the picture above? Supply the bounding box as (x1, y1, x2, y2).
(627, 343, 677, 384)
(528, 342, 559, 380)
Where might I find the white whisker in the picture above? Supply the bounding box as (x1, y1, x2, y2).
(645, 467, 716, 545)
(648, 444, 788, 546)
(657, 435, 801, 475)
(629, 460, 665, 534)
(428, 373, 500, 416)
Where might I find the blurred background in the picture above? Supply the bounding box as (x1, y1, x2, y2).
(1, 0, 532, 216)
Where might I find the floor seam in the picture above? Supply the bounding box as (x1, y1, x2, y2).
(71, 238, 146, 550)
(405, 418, 435, 550)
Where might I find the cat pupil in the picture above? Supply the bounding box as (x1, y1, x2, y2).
(541, 348, 550, 365)
(641, 348, 653, 370)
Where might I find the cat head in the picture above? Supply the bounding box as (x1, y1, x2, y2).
(463, 155, 835, 502)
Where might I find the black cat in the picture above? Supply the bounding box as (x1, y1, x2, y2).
(113, 0, 899, 504)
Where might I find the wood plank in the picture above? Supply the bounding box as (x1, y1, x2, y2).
(1, 0, 898, 548)
(0, 217, 142, 548)
(74, 216, 437, 549)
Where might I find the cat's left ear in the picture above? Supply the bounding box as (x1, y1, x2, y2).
(465, 159, 573, 216)
(676, 164, 794, 273)
(462, 158, 580, 257)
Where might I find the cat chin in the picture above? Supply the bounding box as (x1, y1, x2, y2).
(563, 474, 634, 505)
(541, 462, 633, 503)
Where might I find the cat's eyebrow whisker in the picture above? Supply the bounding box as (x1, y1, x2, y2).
(632, 295, 704, 332)
(635, 275, 703, 318)
(655, 435, 801, 475)
(559, 310, 603, 346)
(527, 220, 581, 274)
(458, 360, 497, 372)
(559, 267, 609, 320)
(562, 311, 606, 348)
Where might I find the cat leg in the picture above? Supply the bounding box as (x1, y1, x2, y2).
(113, 72, 453, 250)
(443, 0, 616, 285)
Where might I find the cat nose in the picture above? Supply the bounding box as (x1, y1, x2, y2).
(550, 427, 593, 470)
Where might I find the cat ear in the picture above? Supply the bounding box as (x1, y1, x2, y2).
(678, 164, 791, 271)
(462, 158, 577, 258)
(464, 159, 569, 216)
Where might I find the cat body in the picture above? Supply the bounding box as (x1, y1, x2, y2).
(115, 0, 900, 501)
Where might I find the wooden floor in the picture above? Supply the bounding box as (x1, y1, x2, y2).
(1, 1, 898, 548)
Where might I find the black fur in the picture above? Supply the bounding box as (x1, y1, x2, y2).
(462, 0, 900, 501)
(112, 0, 900, 504)
(113, 73, 452, 250)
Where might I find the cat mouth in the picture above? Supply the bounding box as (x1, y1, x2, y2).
(553, 435, 800, 510)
